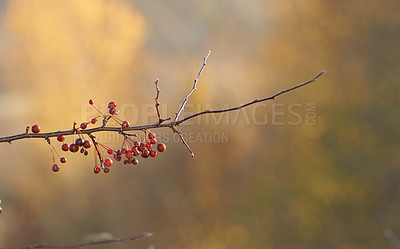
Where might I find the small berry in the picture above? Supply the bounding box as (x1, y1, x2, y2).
(124, 159, 129, 165)
(80, 122, 87, 129)
(139, 143, 146, 151)
(83, 140, 91, 148)
(52, 164, 60, 172)
(132, 158, 138, 165)
(122, 120, 130, 128)
(141, 149, 150, 158)
(134, 141, 140, 148)
(150, 138, 157, 144)
(84, 151, 89, 156)
(104, 158, 113, 167)
(0, 206, 2, 213)
(93, 166, 101, 174)
(91, 118, 97, 124)
(69, 143, 79, 153)
(148, 132, 155, 139)
(60, 157, 67, 163)
(109, 107, 117, 115)
(149, 150, 157, 158)
(132, 147, 140, 156)
(32, 125, 40, 133)
(116, 150, 122, 155)
(75, 138, 84, 147)
(121, 148, 127, 154)
(103, 167, 110, 173)
(57, 135, 66, 142)
(157, 143, 166, 152)
(114, 155, 122, 161)
(146, 141, 152, 149)
(61, 143, 69, 151)
(80, 148, 85, 153)
(89, 99, 94, 105)
(107, 149, 113, 154)
(126, 150, 134, 158)
(108, 101, 117, 109)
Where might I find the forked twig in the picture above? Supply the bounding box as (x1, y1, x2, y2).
(0, 233, 152, 249)
(154, 79, 170, 126)
(171, 126, 194, 158)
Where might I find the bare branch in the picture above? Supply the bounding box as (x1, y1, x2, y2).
(174, 50, 211, 121)
(154, 79, 170, 125)
(176, 70, 327, 125)
(171, 126, 194, 158)
(0, 232, 152, 249)
(0, 70, 326, 146)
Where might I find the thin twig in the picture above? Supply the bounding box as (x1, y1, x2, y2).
(174, 50, 211, 121)
(171, 126, 194, 158)
(0, 232, 152, 249)
(176, 70, 326, 124)
(154, 79, 170, 125)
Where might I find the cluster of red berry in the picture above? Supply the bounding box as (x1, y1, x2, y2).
(30, 100, 166, 174)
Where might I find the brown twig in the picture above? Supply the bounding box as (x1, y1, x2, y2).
(154, 79, 170, 125)
(171, 126, 194, 158)
(174, 50, 211, 122)
(175, 70, 327, 125)
(0, 232, 152, 249)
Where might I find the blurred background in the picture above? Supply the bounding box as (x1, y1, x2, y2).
(0, 0, 399, 248)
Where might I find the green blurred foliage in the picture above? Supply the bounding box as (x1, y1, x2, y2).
(0, 0, 399, 249)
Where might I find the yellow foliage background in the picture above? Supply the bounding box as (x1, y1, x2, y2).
(0, 0, 399, 248)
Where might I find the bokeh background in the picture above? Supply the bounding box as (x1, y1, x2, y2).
(0, 0, 399, 248)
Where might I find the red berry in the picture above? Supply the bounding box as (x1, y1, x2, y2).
(103, 167, 110, 173)
(122, 120, 130, 128)
(114, 155, 122, 161)
(89, 99, 94, 105)
(109, 107, 117, 115)
(94, 166, 101, 174)
(121, 148, 127, 154)
(132, 147, 140, 156)
(60, 157, 67, 163)
(104, 158, 113, 167)
(83, 140, 91, 148)
(126, 150, 134, 158)
(80, 122, 87, 129)
(57, 135, 65, 142)
(69, 143, 79, 152)
(0, 207, 2, 213)
(91, 118, 97, 124)
(157, 143, 166, 152)
(75, 138, 84, 147)
(107, 149, 113, 154)
(108, 101, 117, 109)
(148, 132, 155, 139)
(132, 158, 138, 165)
(149, 150, 157, 157)
(116, 149, 122, 155)
(134, 141, 140, 148)
(141, 149, 150, 158)
(150, 138, 157, 144)
(52, 164, 60, 172)
(32, 125, 40, 133)
(61, 143, 69, 151)
(146, 141, 152, 149)
(84, 150, 89, 156)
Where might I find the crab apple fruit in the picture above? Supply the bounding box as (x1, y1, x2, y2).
(146, 141, 152, 149)
(109, 107, 117, 115)
(132, 147, 140, 156)
(89, 99, 94, 105)
(107, 149, 113, 154)
(103, 167, 110, 173)
(32, 125, 40, 133)
(108, 101, 117, 109)
(148, 132, 155, 139)
(125, 150, 134, 159)
(0, 207, 2, 213)
(114, 155, 122, 161)
(61, 143, 69, 151)
(52, 164, 60, 172)
(157, 143, 166, 152)
(149, 150, 157, 157)
(69, 143, 79, 153)
(122, 120, 130, 128)
(121, 148, 127, 154)
(57, 135, 66, 142)
(150, 138, 157, 144)
(141, 149, 150, 158)
(93, 166, 101, 174)
(132, 158, 139, 165)
(83, 140, 91, 148)
(104, 158, 113, 167)
(75, 138, 84, 147)
(60, 157, 67, 163)
(80, 122, 87, 129)
(91, 118, 97, 124)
